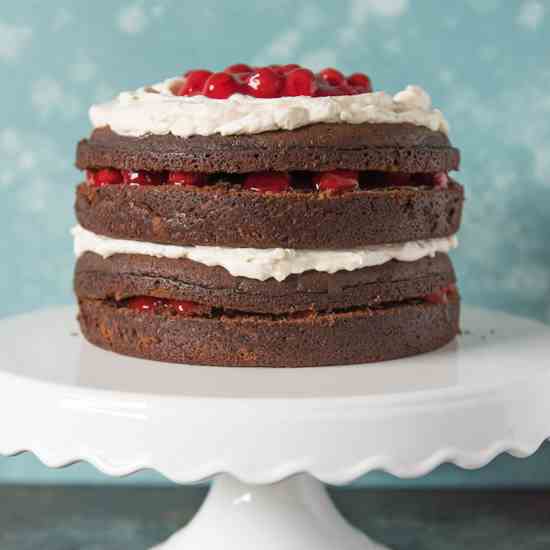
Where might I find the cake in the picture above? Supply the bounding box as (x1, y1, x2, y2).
(73, 64, 463, 367)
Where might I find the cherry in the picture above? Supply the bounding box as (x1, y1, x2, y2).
(176, 65, 372, 98)
(204, 72, 241, 99)
(122, 170, 166, 186)
(315, 82, 352, 97)
(126, 296, 164, 312)
(245, 68, 284, 98)
(346, 72, 372, 92)
(86, 168, 123, 187)
(284, 68, 318, 97)
(168, 171, 207, 187)
(166, 299, 204, 315)
(280, 64, 301, 74)
(178, 70, 212, 96)
(314, 170, 359, 194)
(243, 172, 290, 193)
(269, 64, 301, 75)
(224, 63, 252, 74)
(433, 172, 449, 189)
(319, 67, 345, 87)
(424, 284, 456, 305)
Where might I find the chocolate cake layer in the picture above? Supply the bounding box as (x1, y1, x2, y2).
(75, 181, 463, 248)
(75, 252, 456, 314)
(77, 295, 460, 367)
(76, 123, 460, 173)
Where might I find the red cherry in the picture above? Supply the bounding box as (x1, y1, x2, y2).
(328, 170, 359, 180)
(204, 72, 241, 99)
(224, 63, 252, 74)
(87, 168, 123, 187)
(315, 83, 351, 97)
(283, 68, 318, 97)
(336, 82, 355, 95)
(243, 172, 290, 193)
(127, 296, 164, 312)
(232, 71, 253, 85)
(314, 170, 359, 194)
(319, 68, 345, 86)
(280, 64, 301, 74)
(433, 172, 449, 189)
(246, 68, 284, 98)
(122, 170, 166, 186)
(269, 64, 300, 75)
(168, 171, 207, 187)
(346, 73, 372, 92)
(424, 284, 456, 305)
(166, 299, 203, 315)
(178, 70, 212, 96)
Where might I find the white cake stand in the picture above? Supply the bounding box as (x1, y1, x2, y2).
(1, 306, 550, 549)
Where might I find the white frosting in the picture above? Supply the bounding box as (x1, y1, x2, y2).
(90, 79, 449, 138)
(72, 225, 458, 282)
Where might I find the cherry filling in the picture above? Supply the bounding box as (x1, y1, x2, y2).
(175, 64, 372, 99)
(243, 172, 290, 193)
(423, 284, 458, 305)
(122, 170, 166, 186)
(85, 169, 450, 194)
(168, 171, 208, 187)
(125, 296, 211, 316)
(314, 170, 360, 194)
(86, 168, 124, 187)
(121, 285, 457, 319)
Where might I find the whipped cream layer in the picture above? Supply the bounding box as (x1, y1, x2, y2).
(90, 79, 449, 138)
(72, 225, 458, 282)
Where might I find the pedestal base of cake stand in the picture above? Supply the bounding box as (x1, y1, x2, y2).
(1, 306, 550, 550)
(152, 473, 386, 550)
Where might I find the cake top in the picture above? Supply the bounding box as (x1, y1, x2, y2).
(89, 63, 449, 139)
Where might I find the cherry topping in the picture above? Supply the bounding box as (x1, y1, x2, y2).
(284, 68, 318, 97)
(280, 64, 301, 74)
(204, 72, 241, 99)
(178, 70, 212, 96)
(87, 168, 123, 187)
(122, 170, 166, 186)
(224, 63, 253, 74)
(243, 172, 290, 193)
(346, 73, 372, 92)
(319, 67, 346, 86)
(245, 68, 284, 98)
(315, 82, 351, 97)
(174, 65, 372, 99)
(168, 171, 207, 187)
(314, 170, 359, 194)
(424, 284, 457, 305)
(127, 296, 164, 312)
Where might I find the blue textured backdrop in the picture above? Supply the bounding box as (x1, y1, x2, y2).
(1, 0, 550, 486)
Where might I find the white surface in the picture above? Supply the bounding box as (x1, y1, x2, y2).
(1, 305, 550, 550)
(152, 474, 387, 550)
(0, 305, 549, 483)
(72, 225, 458, 282)
(90, 79, 449, 138)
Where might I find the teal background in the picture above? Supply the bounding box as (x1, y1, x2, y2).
(1, 0, 550, 486)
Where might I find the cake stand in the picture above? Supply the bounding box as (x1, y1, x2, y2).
(0, 306, 550, 549)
